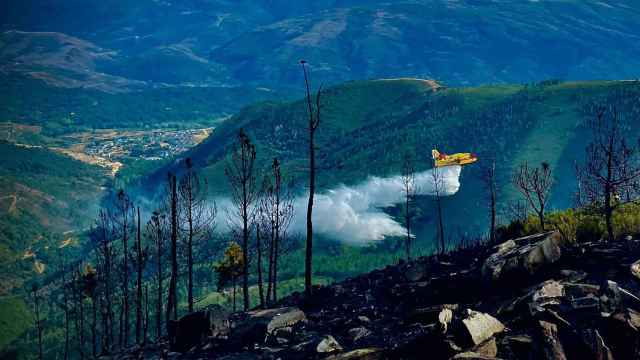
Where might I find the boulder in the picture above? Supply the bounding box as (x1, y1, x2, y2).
(461, 310, 505, 346)
(167, 310, 211, 352)
(266, 308, 306, 335)
(505, 335, 533, 359)
(482, 231, 565, 282)
(631, 259, 640, 281)
(603, 308, 640, 359)
(348, 327, 372, 343)
(317, 335, 343, 353)
(207, 304, 231, 337)
(581, 329, 614, 360)
(538, 320, 567, 360)
(230, 307, 305, 348)
(404, 262, 428, 282)
(439, 308, 454, 334)
(472, 338, 498, 358)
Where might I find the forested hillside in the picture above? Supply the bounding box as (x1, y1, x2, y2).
(153, 79, 640, 245)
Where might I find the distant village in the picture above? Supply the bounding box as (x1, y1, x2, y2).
(82, 127, 212, 162)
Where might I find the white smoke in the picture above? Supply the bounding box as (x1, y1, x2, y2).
(290, 165, 462, 244)
(216, 165, 463, 245)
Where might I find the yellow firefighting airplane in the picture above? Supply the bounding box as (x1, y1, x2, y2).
(432, 149, 478, 168)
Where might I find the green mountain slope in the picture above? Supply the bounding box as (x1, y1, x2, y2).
(0, 141, 110, 291)
(157, 79, 640, 248)
(3, 1, 640, 88)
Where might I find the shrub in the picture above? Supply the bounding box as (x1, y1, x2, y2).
(574, 215, 604, 243)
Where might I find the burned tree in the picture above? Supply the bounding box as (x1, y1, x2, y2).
(260, 158, 295, 304)
(401, 153, 417, 260)
(166, 173, 179, 325)
(513, 161, 553, 231)
(134, 206, 147, 344)
(432, 166, 446, 254)
(482, 160, 498, 243)
(255, 222, 265, 308)
(91, 209, 115, 352)
(59, 249, 71, 360)
(178, 157, 216, 312)
(225, 129, 258, 311)
(111, 190, 134, 346)
(146, 210, 166, 340)
(80, 265, 98, 357)
(301, 60, 323, 297)
(577, 107, 640, 242)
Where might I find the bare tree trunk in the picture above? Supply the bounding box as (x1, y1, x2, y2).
(167, 173, 179, 325)
(225, 131, 257, 311)
(273, 226, 280, 303)
(186, 172, 194, 312)
(256, 224, 265, 308)
(242, 179, 250, 311)
(405, 194, 411, 260)
(156, 218, 163, 340)
(605, 183, 614, 242)
(232, 276, 237, 312)
(92, 298, 97, 357)
(136, 206, 142, 344)
(61, 256, 70, 360)
(78, 273, 85, 360)
(301, 61, 321, 297)
(118, 302, 123, 348)
(144, 285, 149, 344)
(437, 195, 445, 254)
(266, 224, 275, 305)
(122, 206, 129, 347)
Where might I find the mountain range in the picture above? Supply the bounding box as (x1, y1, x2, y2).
(1, 1, 639, 109)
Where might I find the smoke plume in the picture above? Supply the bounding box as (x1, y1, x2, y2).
(289, 165, 463, 244)
(217, 165, 463, 244)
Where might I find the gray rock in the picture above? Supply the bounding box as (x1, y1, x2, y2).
(581, 329, 614, 360)
(482, 231, 565, 282)
(266, 308, 307, 335)
(473, 338, 498, 357)
(538, 320, 567, 360)
(461, 310, 505, 346)
(348, 327, 372, 342)
(317, 335, 343, 353)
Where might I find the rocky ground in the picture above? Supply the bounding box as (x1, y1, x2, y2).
(117, 231, 640, 359)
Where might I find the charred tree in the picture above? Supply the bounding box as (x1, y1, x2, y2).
(179, 158, 216, 312)
(301, 60, 323, 297)
(260, 158, 295, 304)
(401, 153, 417, 260)
(225, 129, 258, 311)
(482, 160, 498, 243)
(134, 206, 146, 344)
(167, 173, 179, 325)
(146, 210, 166, 340)
(256, 223, 265, 308)
(513, 161, 553, 231)
(92, 209, 115, 352)
(111, 190, 134, 346)
(577, 107, 640, 242)
(432, 167, 446, 254)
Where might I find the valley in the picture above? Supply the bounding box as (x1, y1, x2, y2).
(1, 121, 214, 175)
(2, 1, 640, 358)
